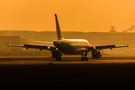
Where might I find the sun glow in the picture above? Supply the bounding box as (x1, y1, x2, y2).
(0, 0, 135, 32)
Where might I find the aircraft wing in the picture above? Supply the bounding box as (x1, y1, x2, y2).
(8, 44, 57, 51)
(88, 44, 128, 50)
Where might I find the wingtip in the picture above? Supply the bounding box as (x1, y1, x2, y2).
(55, 14, 57, 16)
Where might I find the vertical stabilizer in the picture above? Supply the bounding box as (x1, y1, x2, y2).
(55, 14, 63, 40)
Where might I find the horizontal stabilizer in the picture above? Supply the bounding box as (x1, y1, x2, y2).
(76, 48, 90, 52)
(33, 41, 53, 44)
(7, 44, 24, 47)
(24, 44, 48, 50)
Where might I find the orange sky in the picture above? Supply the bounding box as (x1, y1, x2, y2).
(0, 0, 135, 32)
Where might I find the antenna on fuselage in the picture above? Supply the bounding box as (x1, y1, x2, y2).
(55, 14, 63, 40)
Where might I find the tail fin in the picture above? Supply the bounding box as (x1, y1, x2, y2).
(55, 14, 63, 40)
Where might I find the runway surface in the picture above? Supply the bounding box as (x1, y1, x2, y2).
(1, 56, 135, 89)
(1, 56, 135, 65)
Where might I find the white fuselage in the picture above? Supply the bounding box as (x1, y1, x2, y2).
(53, 39, 91, 55)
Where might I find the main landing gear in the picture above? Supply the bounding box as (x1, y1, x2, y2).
(81, 52, 88, 61)
(51, 51, 62, 61)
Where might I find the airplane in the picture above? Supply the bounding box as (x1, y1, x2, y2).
(8, 14, 128, 61)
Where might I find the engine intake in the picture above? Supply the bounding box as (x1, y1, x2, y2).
(91, 50, 102, 59)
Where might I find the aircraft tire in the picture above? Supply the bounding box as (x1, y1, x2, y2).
(86, 57, 88, 61)
(81, 57, 84, 61)
(59, 57, 61, 61)
(56, 58, 58, 61)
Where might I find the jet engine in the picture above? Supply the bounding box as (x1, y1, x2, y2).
(91, 50, 102, 59)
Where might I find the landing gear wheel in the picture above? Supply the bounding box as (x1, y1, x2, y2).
(81, 57, 84, 61)
(59, 57, 61, 61)
(81, 57, 88, 61)
(81, 52, 88, 61)
(86, 57, 88, 61)
(56, 58, 58, 61)
(52, 51, 62, 61)
(56, 57, 61, 61)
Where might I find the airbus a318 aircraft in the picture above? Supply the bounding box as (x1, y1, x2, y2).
(8, 14, 128, 61)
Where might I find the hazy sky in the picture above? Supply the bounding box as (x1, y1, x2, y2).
(0, 0, 135, 32)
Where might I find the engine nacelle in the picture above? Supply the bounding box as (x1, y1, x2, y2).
(91, 50, 102, 59)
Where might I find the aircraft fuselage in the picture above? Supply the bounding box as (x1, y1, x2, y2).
(53, 39, 91, 55)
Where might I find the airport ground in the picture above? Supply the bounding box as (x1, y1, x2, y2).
(0, 56, 135, 89)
